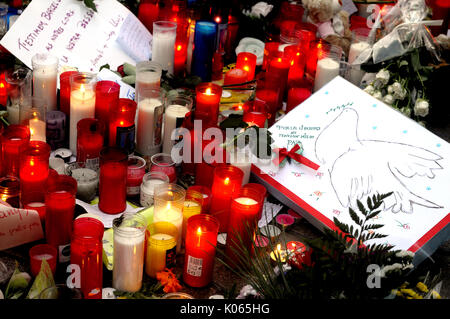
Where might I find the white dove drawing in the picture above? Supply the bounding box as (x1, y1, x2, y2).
(314, 108, 443, 214)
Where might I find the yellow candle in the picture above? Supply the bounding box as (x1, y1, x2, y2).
(269, 244, 287, 263)
(153, 203, 183, 252)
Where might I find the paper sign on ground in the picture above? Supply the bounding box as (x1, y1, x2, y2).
(0, 205, 44, 251)
(0, 0, 151, 73)
(253, 76, 450, 262)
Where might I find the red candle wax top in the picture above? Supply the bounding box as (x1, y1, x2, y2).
(286, 241, 307, 253)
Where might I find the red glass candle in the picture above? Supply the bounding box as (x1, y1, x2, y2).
(236, 52, 257, 81)
(1, 124, 30, 177)
(262, 42, 280, 71)
(77, 118, 104, 164)
(95, 81, 120, 146)
(60, 71, 78, 119)
(71, 217, 104, 299)
(109, 98, 137, 154)
(19, 141, 51, 206)
(174, 41, 188, 76)
(183, 214, 219, 287)
(209, 165, 244, 233)
(126, 155, 146, 198)
(0, 72, 8, 106)
(187, 185, 211, 214)
(29, 244, 57, 277)
(195, 83, 222, 126)
(225, 186, 264, 266)
(255, 88, 279, 126)
(223, 68, 248, 87)
(287, 87, 312, 113)
(266, 53, 290, 108)
(194, 139, 228, 188)
(306, 39, 331, 78)
(138, 0, 159, 33)
(243, 112, 268, 128)
(149, 153, 177, 183)
(98, 147, 128, 214)
(244, 182, 268, 219)
(211, 51, 225, 81)
(45, 175, 77, 263)
(24, 195, 46, 225)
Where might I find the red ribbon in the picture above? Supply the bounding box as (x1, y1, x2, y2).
(273, 144, 320, 171)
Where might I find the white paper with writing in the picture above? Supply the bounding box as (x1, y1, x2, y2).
(0, 205, 44, 251)
(0, 0, 150, 73)
(256, 76, 450, 251)
(116, 12, 152, 62)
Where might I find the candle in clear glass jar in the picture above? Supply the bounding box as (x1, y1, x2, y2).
(98, 147, 127, 214)
(95, 81, 120, 146)
(209, 165, 243, 233)
(66, 162, 99, 203)
(225, 186, 264, 266)
(76, 118, 104, 165)
(0, 176, 20, 208)
(145, 221, 178, 278)
(126, 155, 146, 199)
(31, 53, 58, 111)
(194, 83, 222, 126)
(1, 124, 30, 177)
(187, 185, 211, 214)
(136, 88, 165, 157)
(45, 175, 77, 263)
(109, 98, 137, 154)
(70, 217, 104, 299)
(153, 183, 185, 252)
(19, 141, 50, 206)
(140, 171, 169, 207)
(69, 73, 97, 155)
(152, 21, 177, 74)
(46, 111, 66, 150)
(135, 61, 162, 102)
(162, 93, 192, 154)
(112, 213, 147, 292)
(19, 96, 46, 142)
(183, 214, 219, 287)
(182, 189, 203, 243)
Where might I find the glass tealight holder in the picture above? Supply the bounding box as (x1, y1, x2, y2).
(150, 153, 177, 183)
(66, 162, 99, 203)
(140, 171, 170, 207)
(19, 96, 46, 142)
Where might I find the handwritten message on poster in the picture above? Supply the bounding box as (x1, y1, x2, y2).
(0, 0, 152, 73)
(0, 205, 44, 251)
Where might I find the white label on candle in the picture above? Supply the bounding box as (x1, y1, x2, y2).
(137, 98, 163, 156)
(186, 255, 203, 277)
(162, 104, 190, 154)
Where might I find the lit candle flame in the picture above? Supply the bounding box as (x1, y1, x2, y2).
(197, 227, 202, 236)
(177, 44, 182, 51)
(277, 58, 282, 63)
(80, 84, 85, 93)
(224, 177, 230, 185)
(277, 244, 281, 252)
(244, 66, 249, 72)
(205, 88, 212, 95)
(215, 16, 221, 23)
(0, 82, 4, 89)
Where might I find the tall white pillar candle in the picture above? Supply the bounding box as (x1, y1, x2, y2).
(136, 88, 165, 157)
(152, 21, 177, 75)
(112, 214, 147, 293)
(69, 73, 96, 155)
(314, 57, 340, 92)
(135, 61, 162, 102)
(31, 53, 58, 111)
(162, 94, 192, 154)
(348, 41, 371, 86)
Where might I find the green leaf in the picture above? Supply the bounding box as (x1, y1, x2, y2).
(219, 114, 248, 130)
(357, 200, 367, 216)
(83, 0, 97, 12)
(349, 208, 362, 226)
(5, 263, 31, 299)
(99, 64, 110, 71)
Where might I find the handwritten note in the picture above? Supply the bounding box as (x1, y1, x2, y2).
(0, 205, 44, 251)
(116, 13, 152, 62)
(0, 0, 151, 73)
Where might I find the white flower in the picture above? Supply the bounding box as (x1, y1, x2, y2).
(363, 84, 375, 95)
(383, 94, 395, 105)
(380, 263, 403, 277)
(391, 82, 407, 100)
(400, 107, 411, 117)
(374, 69, 390, 88)
(372, 90, 383, 100)
(414, 98, 429, 117)
(236, 284, 259, 299)
(387, 85, 394, 94)
(273, 263, 292, 276)
(395, 250, 415, 258)
(243, 2, 273, 18)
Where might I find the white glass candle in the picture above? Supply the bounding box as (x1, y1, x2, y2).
(136, 88, 165, 157)
(348, 29, 371, 86)
(162, 93, 193, 154)
(235, 197, 258, 205)
(230, 148, 252, 185)
(19, 96, 46, 142)
(67, 163, 99, 203)
(69, 73, 97, 155)
(152, 21, 177, 75)
(135, 61, 163, 102)
(49, 158, 66, 175)
(113, 213, 147, 293)
(140, 171, 169, 207)
(314, 57, 340, 92)
(31, 53, 58, 111)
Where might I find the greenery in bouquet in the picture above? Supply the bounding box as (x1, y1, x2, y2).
(218, 193, 443, 299)
(360, 46, 449, 127)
